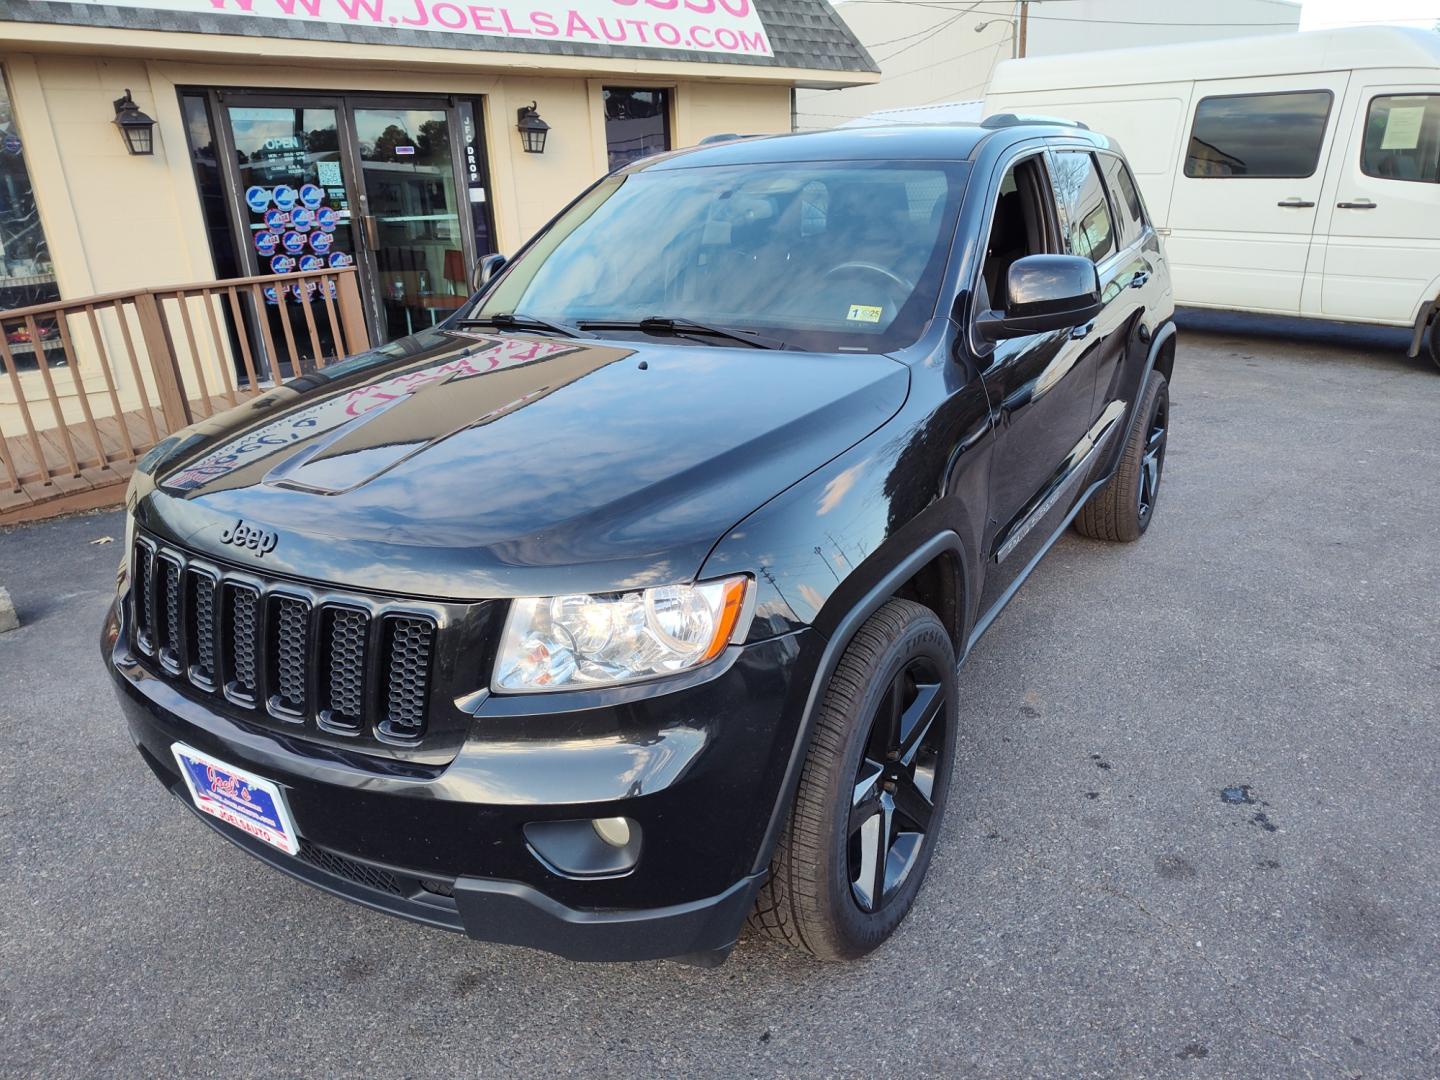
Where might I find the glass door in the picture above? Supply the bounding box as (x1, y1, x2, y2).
(224, 100, 360, 373)
(350, 104, 470, 341)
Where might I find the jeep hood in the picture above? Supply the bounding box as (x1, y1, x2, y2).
(136, 327, 908, 598)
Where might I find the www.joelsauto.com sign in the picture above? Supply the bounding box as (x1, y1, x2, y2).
(72, 0, 773, 55)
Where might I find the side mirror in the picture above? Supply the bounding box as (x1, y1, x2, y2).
(471, 252, 507, 293)
(976, 254, 1103, 341)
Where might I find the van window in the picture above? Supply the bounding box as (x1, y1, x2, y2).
(1100, 154, 1146, 245)
(1361, 94, 1440, 183)
(1184, 91, 1333, 178)
(1051, 151, 1115, 264)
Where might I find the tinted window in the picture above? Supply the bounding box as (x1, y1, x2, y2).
(1362, 94, 1440, 183)
(1100, 154, 1146, 244)
(1051, 151, 1115, 264)
(1185, 91, 1333, 178)
(604, 88, 670, 172)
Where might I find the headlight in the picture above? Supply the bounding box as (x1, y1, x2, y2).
(492, 576, 751, 693)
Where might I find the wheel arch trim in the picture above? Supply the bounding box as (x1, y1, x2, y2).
(748, 531, 965, 878)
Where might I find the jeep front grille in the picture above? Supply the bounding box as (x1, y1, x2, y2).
(130, 534, 447, 750)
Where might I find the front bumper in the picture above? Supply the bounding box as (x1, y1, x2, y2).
(104, 601, 816, 962)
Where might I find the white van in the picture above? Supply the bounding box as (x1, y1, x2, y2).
(985, 27, 1440, 367)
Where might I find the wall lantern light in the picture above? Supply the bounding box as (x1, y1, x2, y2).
(113, 89, 156, 156)
(516, 102, 550, 154)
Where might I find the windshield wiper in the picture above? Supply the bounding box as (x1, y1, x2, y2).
(456, 312, 591, 338)
(577, 316, 787, 350)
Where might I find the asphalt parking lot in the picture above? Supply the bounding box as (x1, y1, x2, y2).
(1, 312, 1437, 1079)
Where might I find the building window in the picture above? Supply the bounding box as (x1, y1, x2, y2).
(603, 88, 671, 172)
(1184, 91, 1333, 179)
(179, 92, 242, 280)
(0, 66, 62, 370)
(1361, 94, 1440, 184)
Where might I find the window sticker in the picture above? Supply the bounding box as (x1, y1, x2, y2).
(264, 208, 289, 230)
(254, 232, 279, 257)
(290, 207, 315, 232)
(269, 254, 296, 274)
(281, 231, 307, 255)
(299, 183, 324, 210)
(309, 231, 334, 255)
(245, 185, 271, 213)
(273, 185, 299, 212)
(1380, 105, 1426, 151)
(846, 304, 883, 323)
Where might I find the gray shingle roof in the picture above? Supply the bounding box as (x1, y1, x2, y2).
(0, 1, 877, 76)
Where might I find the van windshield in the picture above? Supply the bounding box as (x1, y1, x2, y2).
(469, 160, 969, 352)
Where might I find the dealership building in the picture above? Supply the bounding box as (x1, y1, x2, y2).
(0, 0, 874, 345)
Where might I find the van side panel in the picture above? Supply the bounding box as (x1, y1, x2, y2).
(983, 85, 1192, 230)
(1310, 70, 1440, 326)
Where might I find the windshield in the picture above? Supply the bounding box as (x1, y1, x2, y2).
(471, 159, 970, 352)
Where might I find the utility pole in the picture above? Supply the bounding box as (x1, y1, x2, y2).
(1017, 1, 1029, 59)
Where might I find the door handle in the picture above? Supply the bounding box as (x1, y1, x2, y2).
(1129, 271, 1150, 289)
(362, 213, 379, 249)
(1337, 199, 1377, 210)
(1071, 321, 1095, 340)
(1276, 198, 1316, 208)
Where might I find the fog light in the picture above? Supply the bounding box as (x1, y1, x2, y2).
(592, 816, 632, 848)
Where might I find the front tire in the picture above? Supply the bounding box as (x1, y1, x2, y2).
(1074, 372, 1169, 542)
(749, 599, 957, 960)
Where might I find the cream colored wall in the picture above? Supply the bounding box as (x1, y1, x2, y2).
(0, 43, 791, 437)
(4, 51, 793, 286)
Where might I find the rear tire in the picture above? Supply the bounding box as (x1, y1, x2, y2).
(1074, 372, 1169, 542)
(1427, 316, 1440, 373)
(748, 599, 957, 960)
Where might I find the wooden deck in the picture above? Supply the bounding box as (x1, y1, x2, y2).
(0, 396, 229, 526)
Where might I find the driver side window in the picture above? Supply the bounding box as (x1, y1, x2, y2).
(980, 156, 1056, 312)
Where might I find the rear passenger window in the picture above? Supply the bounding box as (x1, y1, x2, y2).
(1185, 91, 1333, 178)
(1100, 155, 1146, 245)
(1361, 94, 1440, 183)
(1050, 151, 1115, 264)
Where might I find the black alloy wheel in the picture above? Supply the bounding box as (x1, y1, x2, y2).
(848, 657, 946, 913)
(1137, 393, 1168, 526)
(749, 598, 958, 960)
(1074, 371, 1170, 543)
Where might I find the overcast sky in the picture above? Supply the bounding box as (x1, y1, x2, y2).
(1299, 0, 1437, 29)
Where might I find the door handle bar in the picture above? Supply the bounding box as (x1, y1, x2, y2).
(1336, 200, 1377, 210)
(1276, 198, 1316, 208)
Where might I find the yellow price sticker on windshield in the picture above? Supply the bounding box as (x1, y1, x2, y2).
(846, 304, 883, 323)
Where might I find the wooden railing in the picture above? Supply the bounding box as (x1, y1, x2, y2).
(0, 267, 369, 523)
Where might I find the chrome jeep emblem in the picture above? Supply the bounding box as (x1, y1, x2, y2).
(219, 519, 278, 558)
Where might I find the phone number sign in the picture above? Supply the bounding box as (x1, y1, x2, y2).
(71, 0, 772, 56)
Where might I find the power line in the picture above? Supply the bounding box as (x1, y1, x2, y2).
(843, 1, 1303, 27)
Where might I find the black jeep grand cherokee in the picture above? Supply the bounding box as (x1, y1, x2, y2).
(104, 120, 1175, 965)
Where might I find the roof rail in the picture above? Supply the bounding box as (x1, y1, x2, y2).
(980, 113, 1090, 131)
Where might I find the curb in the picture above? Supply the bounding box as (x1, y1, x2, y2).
(0, 585, 17, 634)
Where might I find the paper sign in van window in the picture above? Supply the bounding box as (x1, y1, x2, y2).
(847, 304, 883, 323)
(1380, 105, 1427, 151)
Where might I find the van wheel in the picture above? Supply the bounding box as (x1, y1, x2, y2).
(1074, 372, 1169, 542)
(748, 599, 957, 960)
(1428, 317, 1440, 373)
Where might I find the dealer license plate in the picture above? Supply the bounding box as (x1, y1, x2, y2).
(171, 743, 300, 856)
